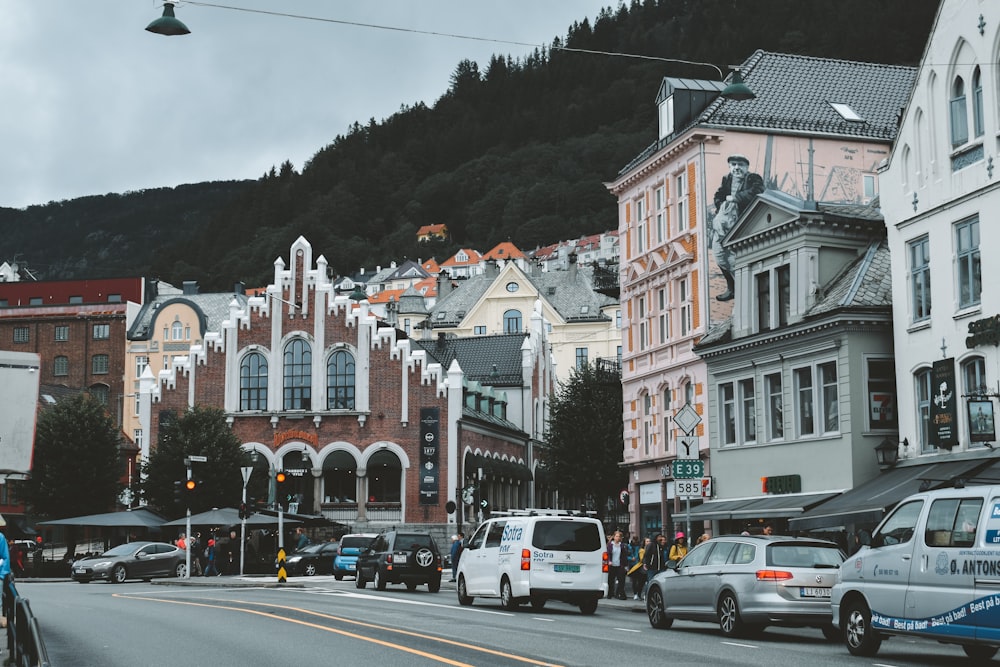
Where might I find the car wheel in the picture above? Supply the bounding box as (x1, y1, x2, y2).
(646, 585, 673, 629)
(174, 562, 186, 578)
(530, 596, 546, 610)
(305, 563, 317, 576)
(334, 574, 343, 581)
(355, 572, 366, 589)
(821, 624, 840, 641)
(718, 592, 745, 637)
(112, 564, 127, 584)
(844, 598, 882, 657)
(457, 575, 474, 606)
(963, 645, 998, 661)
(374, 569, 387, 591)
(500, 577, 519, 610)
(428, 577, 440, 593)
(579, 598, 598, 615)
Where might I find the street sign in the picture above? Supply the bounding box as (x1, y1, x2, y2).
(187, 455, 207, 463)
(700, 477, 713, 498)
(677, 436, 698, 459)
(675, 479, 703, 497)
(672, 404, 702, 435)
(671, 459, 704, 478)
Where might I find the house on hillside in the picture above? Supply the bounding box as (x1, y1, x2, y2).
(416, 224, 448, 243)
(440, 249, 483, 279)
(607, 50, 915, 539)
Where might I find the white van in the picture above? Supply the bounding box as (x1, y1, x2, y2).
(831, 483, 1000, 661)
(455, 509, 607, 614)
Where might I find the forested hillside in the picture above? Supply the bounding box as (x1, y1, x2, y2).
(0, 0, 940, 290)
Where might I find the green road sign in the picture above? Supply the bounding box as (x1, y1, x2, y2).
(671, 459, 705, 478)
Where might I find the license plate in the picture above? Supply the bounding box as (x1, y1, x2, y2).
(554, 564, 580, 573)
(800, 587, 831, 598)
(74, 568, 85, 574)
(394, 554, 407, 564)
(347, 564, 355, 570)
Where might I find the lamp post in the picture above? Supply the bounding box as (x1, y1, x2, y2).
(875, 437, 905, 468)
(145, 2, 191, 36)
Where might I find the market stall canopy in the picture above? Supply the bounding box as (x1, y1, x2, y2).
(38, 507, 167, 529)
(162, 507, 300, 528)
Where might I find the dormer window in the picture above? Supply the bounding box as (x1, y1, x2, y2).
(658, 94, 675, 140)
(755, 264, 790, 332)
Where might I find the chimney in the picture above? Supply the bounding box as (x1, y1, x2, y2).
(233, 281, 245, 296)
(182, 280, 199, 295)
(437, 331, 447, 349)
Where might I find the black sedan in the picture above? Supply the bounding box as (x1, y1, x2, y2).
(281, 541, 341, 576)
(71, 541, 186, 584)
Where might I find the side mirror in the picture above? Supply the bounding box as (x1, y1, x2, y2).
(665, 559, 680, 571)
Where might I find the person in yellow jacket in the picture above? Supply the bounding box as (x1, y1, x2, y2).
(628, 536, 650, 600)
(669, 531, 688, 561)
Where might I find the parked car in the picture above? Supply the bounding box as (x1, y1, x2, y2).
(455, 509, 607, 614)
(71, 541, 186, 584)
(333, 533, 377, 580)
(832, 484, 1000, 662)
(355, 531, 442, 592)
(281, 541, 341, 576)
(645, 534, 844, 639)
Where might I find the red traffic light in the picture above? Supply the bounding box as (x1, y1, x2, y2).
(184, 479, 197, 491)
(275, 471, 287, 483)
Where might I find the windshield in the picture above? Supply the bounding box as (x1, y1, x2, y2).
(767, 543, 844, 568)
(341, 536, 374, 549)
(397, 534, 434, 550)
(102, 543, 145, 557)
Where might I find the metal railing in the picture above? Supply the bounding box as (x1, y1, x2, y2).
(4, 574, 50, 667)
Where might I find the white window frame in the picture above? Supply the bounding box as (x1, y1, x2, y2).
(792, 361, 839, 438)
(135, 355, 148, 378)
(765, 372, 784, 441)
(739, 378, 756, 445)
(675, 173, 687, 231)
(679, 278, 692, 336)
(719, 382, 737, 446)
(955, 216, 981, 309)
(909, 236, 931, 322)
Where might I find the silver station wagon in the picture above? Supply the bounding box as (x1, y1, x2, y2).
(646, 534, 845, 639)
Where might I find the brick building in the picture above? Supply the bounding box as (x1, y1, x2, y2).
(139, 237, 553, 534)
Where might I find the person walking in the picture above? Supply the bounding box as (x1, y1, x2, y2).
(606, 530, 629, 600)
(628, 537, 648, 600)
(203, 539, 219, 576)
(187, 532, 203, 576)
(641, 533, 668, 599)
(449, 532, 464, 582)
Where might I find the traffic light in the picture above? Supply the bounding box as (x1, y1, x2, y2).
(185, 478, 197, 493)
(238, 502, 248, 520)
(275, 471, 288, 510)
(173, 480, 183, 502)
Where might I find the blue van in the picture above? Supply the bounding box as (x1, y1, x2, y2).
(332, 533, 376, 580)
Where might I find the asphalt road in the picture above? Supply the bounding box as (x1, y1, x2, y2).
(11, 575, 984, 667)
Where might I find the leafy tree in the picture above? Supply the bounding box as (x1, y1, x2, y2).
(542, 362, 625, 512)
(24, 394, 123, 519)
(142, 406, 250, 519)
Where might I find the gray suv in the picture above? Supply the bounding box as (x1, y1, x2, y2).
(355, 531, 442, 593)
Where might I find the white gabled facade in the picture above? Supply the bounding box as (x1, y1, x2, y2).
(882, 0, 1000, 461)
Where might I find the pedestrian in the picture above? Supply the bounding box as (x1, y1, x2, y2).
(203, 539, 219, 576)
(175, 532, 187, 551)
(762, 523, 774, 536)
(0, 518, 11, 628)
(187, 532, 203, 576)
(696, 532, 711, 546)
(627, 537, 647, 600)
(641, 533, 668, 599)
(295, 527, 310, 551)
(669, 532, 688, 561)
(605, 530, 629, 600)
(449, 532, 464, 582)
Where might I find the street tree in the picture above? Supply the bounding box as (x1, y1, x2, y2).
(24, 393, 123, 519)
(142, 405, 250, 518)
(542, 361, 625, 512)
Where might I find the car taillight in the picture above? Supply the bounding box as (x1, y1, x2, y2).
(521, 548, 531, 571)
(756, 569, 793, 581)
(602, 551, 609, 573)
(386, 554, 393, 571)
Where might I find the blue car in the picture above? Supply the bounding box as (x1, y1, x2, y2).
(333, 533, 376, 580)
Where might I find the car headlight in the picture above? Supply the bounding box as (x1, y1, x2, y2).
(287, 556, 302, 563)
(93, 560, 113, 569)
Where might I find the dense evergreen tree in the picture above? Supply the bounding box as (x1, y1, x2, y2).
(542, 362, 625, 512)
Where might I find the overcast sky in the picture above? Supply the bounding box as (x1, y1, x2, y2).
(1, 1, 611, 209)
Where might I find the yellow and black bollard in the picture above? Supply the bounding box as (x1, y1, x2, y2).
(277, 547, 287, 583)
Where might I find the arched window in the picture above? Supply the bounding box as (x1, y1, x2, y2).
(973, 66, 984, 138)
(367, 449, 402, 503)
(503, 309, 522, 333)
(89, 383, 109, 406)
(963, 356, 986, 395)
(327, 349, 356, 410)
(950, 76, 969, 146)
(283, 339, 311, 410)
(53, 355, 68, 377)
(171, 319, 183, 341)
(240, 351, 268, 411)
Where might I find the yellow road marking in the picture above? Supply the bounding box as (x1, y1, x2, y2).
(116, 593, 563, 666)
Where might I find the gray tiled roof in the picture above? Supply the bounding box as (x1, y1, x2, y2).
(702, 50, 916, 140)
(128, 292, 248, 340)
(397, 286, 429, 315)
(385, 260, 430, 282)
(413, 333, 527, 386)
(430, 265, 617, 327)
(807, 240, 892, 317)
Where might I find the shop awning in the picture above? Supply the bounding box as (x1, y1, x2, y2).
(688, 491, 840, 521)
(788, 457, 994, 531)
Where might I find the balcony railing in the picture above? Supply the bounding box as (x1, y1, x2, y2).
(320, 501, 402, 524)
(591, 263, 619, 298)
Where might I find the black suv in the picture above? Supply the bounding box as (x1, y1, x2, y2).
(355, 531, 442, 593)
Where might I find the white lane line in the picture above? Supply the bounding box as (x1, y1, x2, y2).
(720, 641, 758, 649)
(614, 628, 642, 633)
(532, 617, 554, 622)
